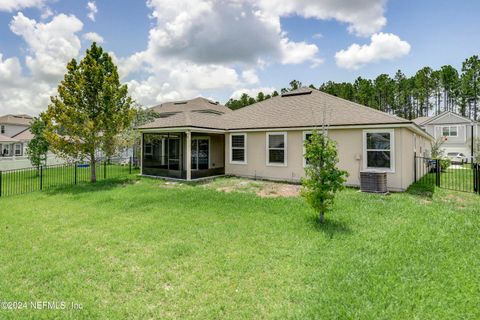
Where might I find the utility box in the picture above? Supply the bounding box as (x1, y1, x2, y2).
(360, 171, 388, 193)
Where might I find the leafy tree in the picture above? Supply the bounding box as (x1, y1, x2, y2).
(430, 137, 445, 159)
(117, 105, 159, 161)
(42, 42, 135, 182)
(27, 117, 49, 168)
(461, 56, 480, 120)
(413, 67, 433, 117)
(431, 70, 442, 115)
(392, 70, 411, 118)
(374, 74, 394, 113)
(473, 138, 480, 163)
(440, 65, 459, 112)
(301, 130, 348, 224)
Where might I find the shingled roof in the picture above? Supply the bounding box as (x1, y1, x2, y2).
(0, 114, 33, 126)
(139, 88, 415, 131)
(222, 88, 409, 130)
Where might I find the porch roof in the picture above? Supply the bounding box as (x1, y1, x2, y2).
(0, 134, 19, 143)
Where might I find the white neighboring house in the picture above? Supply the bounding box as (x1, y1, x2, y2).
(0, 114, 33, 158)
(413, 111, 480, 161)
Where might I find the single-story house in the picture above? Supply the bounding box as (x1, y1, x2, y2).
(413, 111, 479, 161)
(138, 88, 433, 191)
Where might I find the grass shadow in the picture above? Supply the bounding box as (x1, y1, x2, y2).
(307, 215, 352, 239)
(406, 182, 435, 199)
(43, 177, 139, 196)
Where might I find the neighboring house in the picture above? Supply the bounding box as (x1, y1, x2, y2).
(0, 114, 33, 157)
(413, 111, 479, 161)
(138, 88, 433, 191)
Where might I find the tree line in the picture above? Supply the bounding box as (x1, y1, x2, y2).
(226, 56, 480, 121)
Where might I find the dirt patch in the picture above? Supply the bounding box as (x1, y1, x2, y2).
(205, 178, 301, 197)
(256, 183, 301, 198)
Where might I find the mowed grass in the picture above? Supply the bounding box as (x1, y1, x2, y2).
(0, 177, 479, 319)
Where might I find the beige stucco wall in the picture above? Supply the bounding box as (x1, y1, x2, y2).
(225, 128, 427, 191)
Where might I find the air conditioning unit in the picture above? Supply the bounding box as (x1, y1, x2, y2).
(360, 171, 388, 193)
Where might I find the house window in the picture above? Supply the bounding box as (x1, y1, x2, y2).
(14, 143, 22, 156)
(0, 125, 5, 134)
(363, 130, 394, 172)
(230, 133, 246, 164)
(303, 131, 314, 166)
(442, 126, 457, 137)
(144, 143, 153, 156)
(267, 132, 287, 166)
(2, 144, 10, 156)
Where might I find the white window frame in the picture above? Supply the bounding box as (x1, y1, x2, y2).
(0, 125, 5, 134)
(363, 129, 395, 173)
(266, 132, 287, 167)
(230, 133, 247, 165)
(3, 144, 11, 156)
(144, 143, 153, 156)
(14, 143, 22, 156)
(441, 125, 458, 137)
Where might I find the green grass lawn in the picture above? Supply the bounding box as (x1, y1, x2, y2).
(0, 177, 479, 319)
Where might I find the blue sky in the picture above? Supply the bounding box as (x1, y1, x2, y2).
(0, 0, 479, 115)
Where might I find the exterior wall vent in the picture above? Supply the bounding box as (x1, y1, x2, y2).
(360, 171, 388, 193)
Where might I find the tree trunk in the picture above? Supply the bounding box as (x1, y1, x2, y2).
(319, 212, 325, 224)
(90, 154, 97, 183)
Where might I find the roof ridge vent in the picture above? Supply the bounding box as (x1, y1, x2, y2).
(173, 101, 188, 105)
(281, 90, 312, 97)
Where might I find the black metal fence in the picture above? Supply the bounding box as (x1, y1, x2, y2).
(0, 157, 139, 197)
(414, 155, 480, 194)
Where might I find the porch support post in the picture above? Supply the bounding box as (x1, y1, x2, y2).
(186, 130, 192, 181)
(140, 133, 144, 175)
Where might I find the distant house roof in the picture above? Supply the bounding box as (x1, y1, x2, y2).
(413, 111, 478, 127)
(12, 128, 34, 141)
(0, 114, 33, 126)
(412, 116, 432, 126)
(139, 88, 430, 139)
(0, 134, 19, 143)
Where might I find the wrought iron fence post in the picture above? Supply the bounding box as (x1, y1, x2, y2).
(129, 157, 132, 174)
(104, 161, 107, 179)
(0, 170, 2, 197)
(435, 159, 440, 187)
(40, 165, 43, 191)
(477, 164, 480, 195)
(414, 152, 417, 182)
(74, 161, 77, 185)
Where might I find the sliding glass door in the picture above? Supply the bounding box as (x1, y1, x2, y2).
(191, 138, 209, 170)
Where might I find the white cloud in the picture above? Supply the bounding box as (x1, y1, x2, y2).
(230, 87, 276, 99)
(1, 13, 84, 115)
(10, 12, 83, 82)
(257, 0, 387, 37)
(280, 38, 322, 66)
(120, 0, 324, 107)
(87, 1, 97, 21)
(242, 69, 259, 84)
(83, 32, 104, 44)
(0, 52, 53, 115)
(335, 32, 411, 70)
(0, 0, 45, 11)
